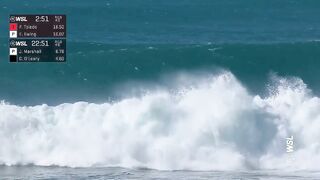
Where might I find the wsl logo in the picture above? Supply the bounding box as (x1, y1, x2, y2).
(10, 16, 28, 22)
(286, 136, 295, 167)
(10, 40, 27, 47)
(286, 136, 294, 153)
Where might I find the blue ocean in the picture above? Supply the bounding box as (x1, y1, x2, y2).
(0, 0, 320, 179)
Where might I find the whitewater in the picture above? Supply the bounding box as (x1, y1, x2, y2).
(0, 71, 319, 171)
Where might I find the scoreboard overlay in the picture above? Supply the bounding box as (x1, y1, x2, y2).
(9, 15, 66, 62)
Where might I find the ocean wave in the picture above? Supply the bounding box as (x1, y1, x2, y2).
(0, 71, 319, 171)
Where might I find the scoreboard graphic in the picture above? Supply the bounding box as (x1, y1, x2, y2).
(9, 15, 66, 62)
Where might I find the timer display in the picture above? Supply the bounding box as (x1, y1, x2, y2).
(35, 16, 49, 23)
(31, 40, 49, 47)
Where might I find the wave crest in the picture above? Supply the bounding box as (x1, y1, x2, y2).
(0, 72, 320, 170)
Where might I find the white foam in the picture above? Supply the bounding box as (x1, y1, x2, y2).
(0, 72, 319, 170)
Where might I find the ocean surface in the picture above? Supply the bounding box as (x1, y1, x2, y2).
(1, 0, 320, 179)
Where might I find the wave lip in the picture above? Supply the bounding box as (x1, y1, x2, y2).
(0, 72, 320, 171)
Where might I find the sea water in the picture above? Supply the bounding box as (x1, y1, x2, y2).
(0, 0, 320, 179)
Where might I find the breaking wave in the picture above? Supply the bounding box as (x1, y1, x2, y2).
(0, 71, 320, 171)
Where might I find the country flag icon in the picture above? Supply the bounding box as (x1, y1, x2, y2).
(10, 23, 17, 31)
(10, 31, 17, 38)
(10, 48, 17, 55)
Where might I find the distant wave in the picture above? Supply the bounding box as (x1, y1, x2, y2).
(0, 71, 319, 171)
